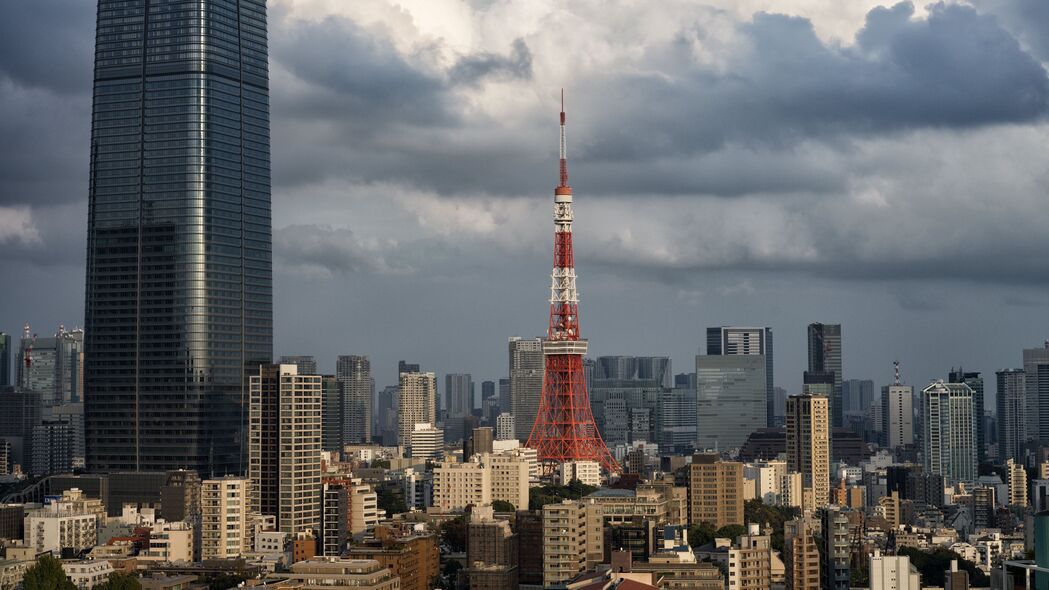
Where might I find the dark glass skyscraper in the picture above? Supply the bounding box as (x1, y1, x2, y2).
(84, 0, 272, 475)
(807, 323, 843, 428)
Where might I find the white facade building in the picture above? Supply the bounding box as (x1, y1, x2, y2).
(62, 560, 114, 590)
(558, 461, 601, 487)
(869, 551, 921, 590)
(922, 381, 977, 483)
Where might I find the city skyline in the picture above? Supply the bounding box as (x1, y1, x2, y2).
(3, 2, 1049, 401)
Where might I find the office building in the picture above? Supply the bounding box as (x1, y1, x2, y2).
(159, 470, 201, 523)
(322, 479, 351, 557)
(466, 505, 518, 590)
(706, 327, 774, 427)
(807, 323, 843, 428)
(30, 420, 74, 476)
(696, 355, 766, 451)
(444, 373, 474, 442)
(0, 388, 41, 472)
(843, 379, 874, 417)
(1024, 343, 1049, 442)
(784, 515, 820, 590)
(786, 394, 830, 510)
(409, 423, 443, 461)
(84, 0, 272, 474)
(498, 378, 511, 414)
(338, 356, 373, 445)
(656, 388, 697, 451)
(496, 413, 515, 441)
(201, 477, 252, 559)
(542, 500, 603, 587)
(881, 384, 914, 449)
(280, 558, 400, 590)
(997, 368, 1026, 464)
(468, 426, 495, 458)
(280, 356, 317, 375)
(922, 380, 977, 483)
(802, 370, 834, 397)
(482, 380, 496, 401)
(249, 364, 322, 534)
(0, 332, 9, 387)
(398, 372, 436, 448)
(321, 376, 343, 452)
(820, 507, 849, 590)
(948, 368, 986, 463)
(686, 453, 744, 529)
(869, 551, 920, 590)
(509, 337, 544, 440)
(17, 327, 84, 407)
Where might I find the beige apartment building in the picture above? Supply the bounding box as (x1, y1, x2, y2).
(687, 453, 744, 529)
(398, 372, 437, 448)
(783, 515, 820, 590)
(728, 525, 772, 590)
(201, 476, 252, 559)
(250, 364, 323, 534)
(542, 500, 603, 587)
(432, 452, 531, 512)
(786, 394, 830, 510)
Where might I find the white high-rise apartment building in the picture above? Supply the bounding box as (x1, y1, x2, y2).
(509, 337, 544, 440)
(201, 476, 252, 559)
(881, 384, 914, 448)
(433, 459, 492, 511)
(922, 380, 977, 483)
(249, 364, 322, 534)
(398, 372, 437, 448)
(488, 452, 530, 511)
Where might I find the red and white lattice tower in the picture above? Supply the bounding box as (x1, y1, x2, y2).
(525, 93, 620, 474)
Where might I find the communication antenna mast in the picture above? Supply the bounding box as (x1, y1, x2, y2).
(893, 360, 901, 386)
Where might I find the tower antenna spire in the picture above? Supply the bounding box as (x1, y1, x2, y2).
(559, 89, 569, 189)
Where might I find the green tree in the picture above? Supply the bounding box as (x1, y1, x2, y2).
(897, 547, 988, 587)
(688, 522, 716, 548)
(208, 574, 248, 590)
(715, 525, 747, 541)
(441, 515, 468, 553)
(370, 459, 391, 469)
(96, 573, 142, 590)
(377, 486, 408, 516)
(23, 555, 76, 590)
(492, 500, 515, 512)
(744, 499, 799, 553)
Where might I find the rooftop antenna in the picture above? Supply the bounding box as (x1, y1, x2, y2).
(893, 360, 901, 386)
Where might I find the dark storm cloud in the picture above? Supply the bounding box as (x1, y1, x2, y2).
(0, 1, 95, 95)
(267, 2, 1049, 199)
(977, 0, 1049, 62)
(449, 38, 533, 86)
(586, 2, 1049, 166)
(271, 16, 453, 128)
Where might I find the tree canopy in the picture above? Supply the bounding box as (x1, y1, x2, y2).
(528, 480, 599, 510)
(96, 573, 141, 590)
(23, 555, 76, 590)
(897, 547, 988, 587)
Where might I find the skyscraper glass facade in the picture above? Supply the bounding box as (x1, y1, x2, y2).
(84, 0, 272, 474)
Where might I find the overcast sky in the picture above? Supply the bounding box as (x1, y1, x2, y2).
(2, 0, 1049, 404)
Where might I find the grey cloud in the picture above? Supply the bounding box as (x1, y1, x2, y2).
(274, 224, 435, 276)
(449, 38, 533, 86)
(0, 1, 95, 95)
(976, 0, 1049, 62)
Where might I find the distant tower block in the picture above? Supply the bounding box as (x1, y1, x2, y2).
(525, 92, 619, 474)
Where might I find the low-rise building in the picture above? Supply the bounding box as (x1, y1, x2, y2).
(139, 520, 193, 563)
(345, 528, 438, 590)
(25, 498, 99, 554)
(62, 559, 114, 590)
(558, 461, 601, 487)
(279, 558, 399, 590)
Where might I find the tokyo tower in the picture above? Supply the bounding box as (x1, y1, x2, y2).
(525, 93, 620, 474)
